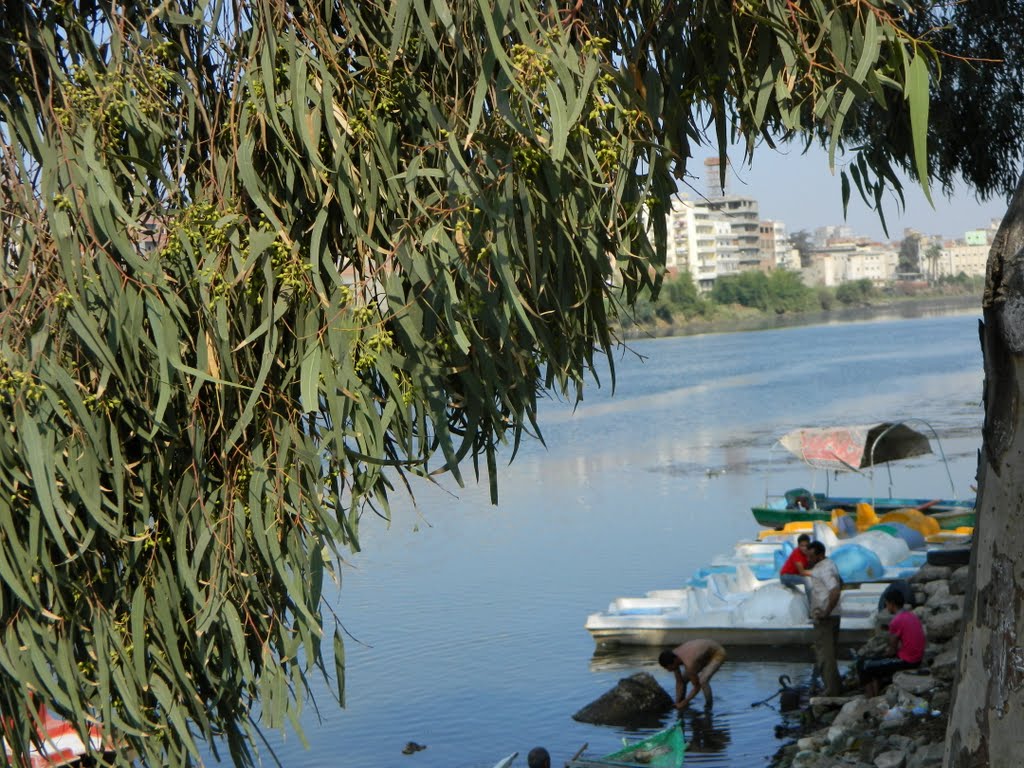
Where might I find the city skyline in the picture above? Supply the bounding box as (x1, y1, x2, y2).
(677, 145, 1011, 243)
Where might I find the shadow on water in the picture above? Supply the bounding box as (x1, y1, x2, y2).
(589, 643, 851, 669)
(681, 710, 731, 754)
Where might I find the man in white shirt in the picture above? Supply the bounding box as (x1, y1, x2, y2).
(805, 540, 843, 696)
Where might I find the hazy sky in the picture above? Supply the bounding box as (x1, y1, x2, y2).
(676, 145, 1011, 243)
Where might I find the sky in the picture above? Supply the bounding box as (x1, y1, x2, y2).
(676, 145, 1012, 243)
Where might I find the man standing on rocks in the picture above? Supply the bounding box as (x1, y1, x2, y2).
(806, 540, 843, 696)
(658, 638, 727, 711)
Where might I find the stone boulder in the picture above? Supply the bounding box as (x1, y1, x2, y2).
(910, 565, 952, 583)
(948, 566, 970, 596)
(906, 741, 945, 768)
(892, 670, 938, 697)
(827, 697, 889, 748)
(572, 672, 673, 725)
(832, 696, 889, 729)
(921, 580, 950, 601)
(929, 647, 959, 681)
(924, 610, 962, 643)
(923, 592, 964, 616)
(875, 749, 907, 768)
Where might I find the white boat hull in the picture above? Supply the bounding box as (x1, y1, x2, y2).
(585, 572, 887, 649)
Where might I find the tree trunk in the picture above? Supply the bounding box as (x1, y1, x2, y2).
(945, 174, 1024, 767)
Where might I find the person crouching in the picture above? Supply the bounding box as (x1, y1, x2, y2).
(857, 587, 926, 697)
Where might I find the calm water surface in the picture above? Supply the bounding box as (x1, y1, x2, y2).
(220, 313, 985, 768)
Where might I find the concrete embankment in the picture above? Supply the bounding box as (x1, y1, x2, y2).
(770, 562, 968, 768)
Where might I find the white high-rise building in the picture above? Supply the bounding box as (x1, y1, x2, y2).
(706, 195, 761, 270)
(665, 196, 739, 292)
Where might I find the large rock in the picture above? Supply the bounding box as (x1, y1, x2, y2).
(924, 609, 962, 643)
(948, 565, 970, 596)
(572, 672, 673, 725)
(875, 750, 908, 768)
(910, 565, 952, 583)
(906, 741, 945, 768)
(930, 647, 959, 681)
(923, 592, 964, 616)
(827, 698, 888, 749)
(892, 671, 938, 696)
(833, 697, 888, 729)
(921, 580, 950, 601)
(809, 695, 856, 718)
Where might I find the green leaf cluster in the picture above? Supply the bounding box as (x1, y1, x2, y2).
(0, 1, 661, 765)
(0, 0, 1012, 765)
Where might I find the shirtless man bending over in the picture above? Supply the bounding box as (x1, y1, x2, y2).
(658, 638, 727, 711)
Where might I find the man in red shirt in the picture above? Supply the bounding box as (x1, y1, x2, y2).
(857, 588, 926, 697)
(779, 533, 811, 589)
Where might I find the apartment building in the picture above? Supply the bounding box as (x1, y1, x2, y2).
(802, 241, 899, 286)
(758, 220, 797, 270)
(666, 196, 742, 292)
(927, 220, 998, 279)
(706, 195, 761, 270)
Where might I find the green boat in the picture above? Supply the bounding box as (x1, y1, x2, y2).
(751, 491, 976, 531)
(567, 723, 686, 768)
(753, 422, 976, 531)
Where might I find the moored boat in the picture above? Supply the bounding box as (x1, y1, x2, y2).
(584, 515, 963, 650)
(584, 573, 883, 649)
(567, 722, 686, 767)
(586, 420, 974, 652)
(2, 703, 119, 768)
(752, 422, 975, 531)
(751, 492, 975, 530)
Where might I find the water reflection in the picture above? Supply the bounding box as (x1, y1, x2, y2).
(589, 645, 661, 673)
(589, 644, 821, 672)
(681, 710, 730, 754)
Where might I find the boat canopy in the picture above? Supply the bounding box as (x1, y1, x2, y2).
(779, 422, 932, 472)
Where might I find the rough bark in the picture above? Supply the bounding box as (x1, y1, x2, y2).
(944, 174, 1024, 767)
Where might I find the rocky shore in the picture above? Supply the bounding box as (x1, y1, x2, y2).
(770, 562, 969, 768)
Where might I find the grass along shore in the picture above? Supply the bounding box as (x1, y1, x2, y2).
(620, 292, 981, 340)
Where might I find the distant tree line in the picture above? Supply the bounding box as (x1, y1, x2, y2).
(626, 269, 984, 329)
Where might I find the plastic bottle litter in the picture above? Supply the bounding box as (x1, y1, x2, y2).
(882, 707, 905, 723)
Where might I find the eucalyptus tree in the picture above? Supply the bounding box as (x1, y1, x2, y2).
(0, 1, 1020, 767)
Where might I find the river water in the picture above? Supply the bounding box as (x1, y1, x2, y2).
(220, 311, 985, 768)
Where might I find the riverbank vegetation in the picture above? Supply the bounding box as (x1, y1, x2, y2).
(621, 271, 985, 337)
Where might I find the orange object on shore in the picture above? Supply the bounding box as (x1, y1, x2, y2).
(2, 702, 113, 768)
